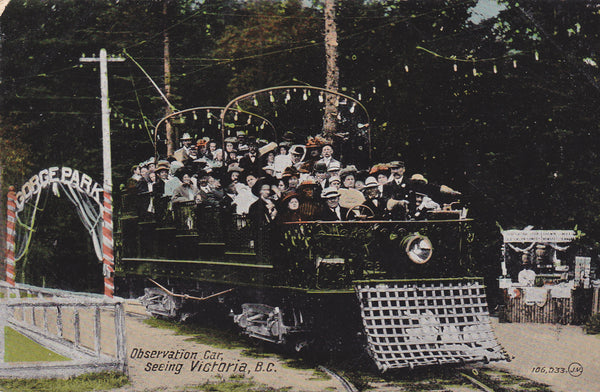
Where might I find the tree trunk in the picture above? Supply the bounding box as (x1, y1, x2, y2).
(323, 0, 339, 136)
(164, 0, 174, 157)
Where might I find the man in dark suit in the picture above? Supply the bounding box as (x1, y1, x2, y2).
(381, 161, 410, 219)
(382, 161, 410, 201)
(239, 143, 260, 172)
(319, 187, 348, 221)
(358, 177, 387, 219)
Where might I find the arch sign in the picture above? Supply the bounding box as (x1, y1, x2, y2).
(6, 166, 105, 288)
(15, 166, 103, 212)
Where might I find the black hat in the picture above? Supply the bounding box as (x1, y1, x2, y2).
(314, 162, 327, 173)
(251, 177, 274, 197)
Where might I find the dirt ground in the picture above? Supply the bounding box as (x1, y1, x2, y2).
(489, 317, 600, 392)
(112, 301, 600, 392)
(116, 301, 345, 392)
(9, 297, 600, 391)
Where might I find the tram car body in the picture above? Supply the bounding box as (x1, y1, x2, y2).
(115, 86, 505, 371)
(117, 199, 505, 370)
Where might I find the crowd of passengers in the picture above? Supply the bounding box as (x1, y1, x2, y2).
(127, 132, 462, 225)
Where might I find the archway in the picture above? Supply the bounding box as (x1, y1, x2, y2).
(5, 167, 108, 293)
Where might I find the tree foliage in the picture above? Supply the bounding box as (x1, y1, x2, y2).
(2, 0, 600, 291)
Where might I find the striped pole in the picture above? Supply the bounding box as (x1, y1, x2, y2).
(6, 187, 16, 286)
(102, 187, 114, 297)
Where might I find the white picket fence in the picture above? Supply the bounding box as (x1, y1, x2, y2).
(0, 281, 127, 378)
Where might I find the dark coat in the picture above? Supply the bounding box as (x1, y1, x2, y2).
(382, 177, 410, 201)
(319, 205, 349, 221)
(359, 197, 387, 220)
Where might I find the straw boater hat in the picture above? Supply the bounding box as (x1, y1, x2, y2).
(410, 174, 428, 183)
(181, 133, 192, 141)
(327, 161, 342, 172)
(321, 187, 340, 199)
(258, 142, 278, 157)
(227, 163, 243, 173)
(362, 176, 379, 189)
(155, 160, 170, 173)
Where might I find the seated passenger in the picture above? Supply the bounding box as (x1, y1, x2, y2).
(408, 174, 459, 219)
(171, 170, 199, 204)
(338, 166, 365, 209)
(249, 178, 278, 225)
(316, 143, 341, 170)
(296, 180, 322, 221)
(277, 192, 302, 223)
(357, 176, 387, 219)
(318, 187, 349, 221)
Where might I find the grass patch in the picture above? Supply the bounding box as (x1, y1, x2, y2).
(4, 326, 70, 362)
(0, 371, 129, 392)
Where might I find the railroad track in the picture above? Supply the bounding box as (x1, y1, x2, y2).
(318, 366, 359, 392)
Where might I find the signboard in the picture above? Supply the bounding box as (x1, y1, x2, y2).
(14, 166, 103, 212)
(501, 230, 576, 243)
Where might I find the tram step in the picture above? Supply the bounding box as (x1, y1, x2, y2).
(224, 250, 258, 263)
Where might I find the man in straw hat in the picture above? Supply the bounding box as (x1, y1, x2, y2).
(173, 132, 194, 162)
(358, 176, 387, 219)
(319, 187, 349, 221)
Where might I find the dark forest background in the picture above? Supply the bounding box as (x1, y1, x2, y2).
(1, 0, 599, 294)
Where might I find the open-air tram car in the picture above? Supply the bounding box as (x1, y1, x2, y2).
(115, 86, 505, 371)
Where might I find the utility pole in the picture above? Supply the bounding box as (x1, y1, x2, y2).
(323, 0, 339, 136)
(80, 49, 125, 298)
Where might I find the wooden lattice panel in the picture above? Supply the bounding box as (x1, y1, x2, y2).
(355, 279, 506, 371)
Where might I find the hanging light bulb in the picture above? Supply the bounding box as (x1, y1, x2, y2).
(208, 118, 212, 125)
(404, 65, 409, 72)
(350, 102, 356, 113)
(206, 110, 211, 118)
(453, 63, 458, 72)
(193, 111, 198, 120)
(387, 79, 392, 87)
(260, 122, 265, 129)
(201, 127, 205, 134)
(535, 51, 539, 61)
(247, 115, 252, 125)
(285, 90, 291, 103)
(472, 67, 477, 76)
(234, 112, 238, 121)
(358, 93, 362, 101)
(513, 59, 517, 68)
(318, 92, 324, 103)
(275, 110, 278, 117)
(253, 95, 258, 106)
(302, 90, 308, 100)
(373, 86, 377, 94)
(493, 64, 498, 74)
(269, 91, 275, 102)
